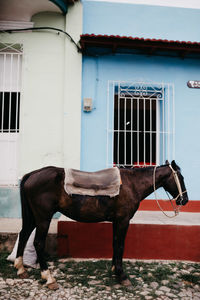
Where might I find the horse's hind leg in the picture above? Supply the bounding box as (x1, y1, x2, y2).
(34, 220, 59, 290)
(14, 220, 35, 277)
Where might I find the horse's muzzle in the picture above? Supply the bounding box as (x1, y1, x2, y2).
(176, 194, 188, 206)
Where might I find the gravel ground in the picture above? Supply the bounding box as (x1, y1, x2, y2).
(1, 257, 200, 299)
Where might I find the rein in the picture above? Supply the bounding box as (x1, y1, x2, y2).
(153, 164, 187, 218)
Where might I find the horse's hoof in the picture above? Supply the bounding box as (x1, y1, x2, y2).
(111, 265, 115, 272)
(47, 282, 59, 290)
(18, 271, 29, 279)
(121, 278, 132, 287)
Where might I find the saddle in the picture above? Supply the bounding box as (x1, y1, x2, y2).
(64, 167, 121, 197)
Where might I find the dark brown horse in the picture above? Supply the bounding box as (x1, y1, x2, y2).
(14, 160, 188, 289)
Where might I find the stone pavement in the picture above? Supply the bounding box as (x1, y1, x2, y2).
(1, 259, 200, 299)
(1, 210, 200, 299)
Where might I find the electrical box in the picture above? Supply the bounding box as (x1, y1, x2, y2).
(83, 98, 92, 112)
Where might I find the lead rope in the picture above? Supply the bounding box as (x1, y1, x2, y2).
(168, 164, 184, 201)
(153, 165, 180, 218)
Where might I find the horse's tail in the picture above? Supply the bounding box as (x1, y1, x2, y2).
(15, 172, 36, 265)
(20, 173, 35, 229)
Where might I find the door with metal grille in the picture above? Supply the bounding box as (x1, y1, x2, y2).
(107, 81, 175, 167)
(0, 44, 22, 184)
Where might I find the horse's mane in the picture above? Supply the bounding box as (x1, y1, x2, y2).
(118, 162, 181, 172)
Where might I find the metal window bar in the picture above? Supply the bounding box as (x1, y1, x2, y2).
(124, 97, 126, 165)
(0, 42, 23, 54)
(167, 83, 170, 160)
(15, 54, 20, 132)
(143, 97, 146, 165)
(150, 98, 152, 165)
(0, 54, 21, 133)
(8, 54, 13, 133)
(131, 97, 133, 165)
(1, 54, 6, 132)
(162, 83, 165, 163)
(107, 81, 175, 168)
(173, 85, 175, 160)
(137, 97, 139, 165)
(117, 83, 120, 166)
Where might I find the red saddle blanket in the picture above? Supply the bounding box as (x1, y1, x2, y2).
(64, 167, 121, 197)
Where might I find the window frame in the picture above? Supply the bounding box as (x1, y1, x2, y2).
(0, 43, 23, 185)
(107, 81, 175, 168)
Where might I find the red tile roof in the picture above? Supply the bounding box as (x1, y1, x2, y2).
(80, 34, 200, 56)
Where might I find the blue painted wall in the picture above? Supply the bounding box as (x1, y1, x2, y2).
(81, 1, 200, 200)
(81, 53, 200, 199)
(83, 1, 200, 42)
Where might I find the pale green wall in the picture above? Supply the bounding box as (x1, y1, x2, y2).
(0, 8, 82, 177)
(0, 5, 83, 218)
(0, 187, 20, 218)
(19, 12, 65, 176)
(63, 2, 82, 169)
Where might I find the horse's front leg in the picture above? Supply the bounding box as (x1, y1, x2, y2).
(34, 220, 59, 290)
(112, 220, 131, 286)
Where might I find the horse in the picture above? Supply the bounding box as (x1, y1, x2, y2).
(14, 160, 188, 289)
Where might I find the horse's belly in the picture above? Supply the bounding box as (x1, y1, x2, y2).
(61, 208, 113, 223)
(60, 194, 115, 223)
(67, 215, 110, 223)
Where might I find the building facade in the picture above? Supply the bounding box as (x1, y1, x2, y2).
(80, 0, 200, 202)
(57, 0, 200, 260)
(1, 0, 200, 241)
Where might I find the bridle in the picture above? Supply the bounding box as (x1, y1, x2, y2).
(153, 164, 187, 218)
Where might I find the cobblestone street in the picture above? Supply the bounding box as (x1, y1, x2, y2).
(1, 257, 200, 299)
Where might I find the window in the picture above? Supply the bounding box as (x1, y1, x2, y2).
(0, 92, 20, 132)
(107, 81, 175, 167)
(0, 43, 22, 184)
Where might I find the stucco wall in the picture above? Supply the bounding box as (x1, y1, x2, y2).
(0, 5, 82, 218)
(0, 12, 65, 177)
(19, 12, 65, 174)
(81, 1, 200, 200)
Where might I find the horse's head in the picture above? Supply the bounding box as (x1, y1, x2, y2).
(163, 160, 188, 206)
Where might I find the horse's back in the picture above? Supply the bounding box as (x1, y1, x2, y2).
(22, 166, 64, 193)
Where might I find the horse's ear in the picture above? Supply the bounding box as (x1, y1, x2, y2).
(165, 160, 169, 165)
(171, 160, 177, 170)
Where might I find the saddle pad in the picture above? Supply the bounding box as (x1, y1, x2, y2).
(64, 167, 121, 197)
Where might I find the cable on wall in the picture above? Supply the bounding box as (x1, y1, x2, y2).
(0, 26, 82, 52)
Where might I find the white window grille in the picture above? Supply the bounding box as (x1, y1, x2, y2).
(107, 81, 175, 167)
(0, 43, 23, 185)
